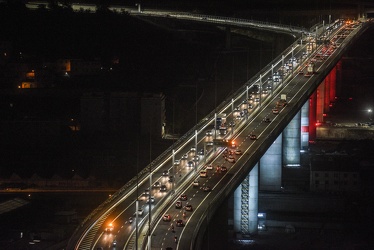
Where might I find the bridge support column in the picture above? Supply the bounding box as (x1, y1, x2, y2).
(316, 80, 325, 123)
(233, 164, 258, 236)
(336, 60, 343, 97)
(309, 91, 317, 141)
(301, 100, 309, 150)
(329, 66, 337, 103)
(226, 27, 231, 50)
(259, 134, 282, 191)
(283, 111, 301, 167)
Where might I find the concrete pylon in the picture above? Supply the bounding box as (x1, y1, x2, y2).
(301, 100, 309, 150)
(259, 134, 282, 191)
(283, 111, 301, 167)
(233, 164, 258, 237)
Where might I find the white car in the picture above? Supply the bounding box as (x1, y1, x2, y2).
(235, 149, 242, 155)
(227, 155, 235, 163)
(182, 154, 188, 160)
(206, 164, 213, 170)
(200, 170, 207, 178)
(191, 146, 196, 152)
(136, 209, 143, 216)
(193, 180, 200, 187)
(187, 161, 195, 168)
(174, 159, 180, 165)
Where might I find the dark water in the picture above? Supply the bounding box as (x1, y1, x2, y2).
(0, 191, 111, 243)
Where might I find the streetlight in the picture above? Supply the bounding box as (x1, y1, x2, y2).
(135, 3, 141, 13)
(368, 109, 372, 121)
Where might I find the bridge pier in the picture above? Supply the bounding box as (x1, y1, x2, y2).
(233, 164, 258, 237)
(259, 134, 282, 191)
(283, 111, 301, 167)
(301, 101, 309, 150)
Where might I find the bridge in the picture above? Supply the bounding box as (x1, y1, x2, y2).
(63, 7, 373, 250)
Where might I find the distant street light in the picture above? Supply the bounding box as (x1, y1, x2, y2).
(368, 109, 372, 121)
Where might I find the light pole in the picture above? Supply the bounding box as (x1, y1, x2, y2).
(259, 74, 262, 107)
(368, 109, 372, 121)
(135, 3, 141, 13)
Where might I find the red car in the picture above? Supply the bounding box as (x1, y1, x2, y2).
(180, 194, 188, 201)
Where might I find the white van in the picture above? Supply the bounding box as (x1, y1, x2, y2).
(200, 170, 207, 178)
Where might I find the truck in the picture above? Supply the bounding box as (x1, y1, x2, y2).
(215, 113, 226, 129)
(276, 94, 287, 107)
(304, 63, 314, 77)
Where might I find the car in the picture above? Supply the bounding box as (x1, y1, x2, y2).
(163, 214, 171, 222)
(176, 219, 184, 227)
(250, 134, 257, 140)
(104, 223, 114, 233)
(229, 121, 236, 127)
(144, 188, 150, 195)
(207, 141, 214, 146)
(162, 170, 169, 176)
(235, 149, 242, 155)
(175, 201, 182, 209)
(193, 155, 200, 162)
(191, 146, 196, 152)
(174, 159, 180, 165)
(181, 154, 188, 160)
(193, 180, 200, 187)
(206, 130, 213, 136)
(185, 204, 193, 211)
(227, 155, 235, 163)
(198, 149, 204, 155)
(160, 185, 167, 192)
(168, 176, 174, 183)
(112, 240, 117, 246)
(206, 164, 213, 170)
(202, 186, 211, 192)
(248, 104, 253, 109)
(200, 170, 207, 178)
(187, 161, 195, 168)
(146, 196, 155, 203)
(221, 166, 228, 172)
(272, 108, 279, 114)
(136, 208, 144, 216)
(264, 117, 271, 123)
(153, 181, 161, 188)
(180, 194, 188, 201)
(254, 97, 260, 102)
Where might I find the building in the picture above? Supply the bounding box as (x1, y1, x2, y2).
(80, 92, 166, 138)
(140, 92, 166, 138)
(310, 154, 360, 193)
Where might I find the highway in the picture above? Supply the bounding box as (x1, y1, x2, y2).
(64, 14, 372, 250)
